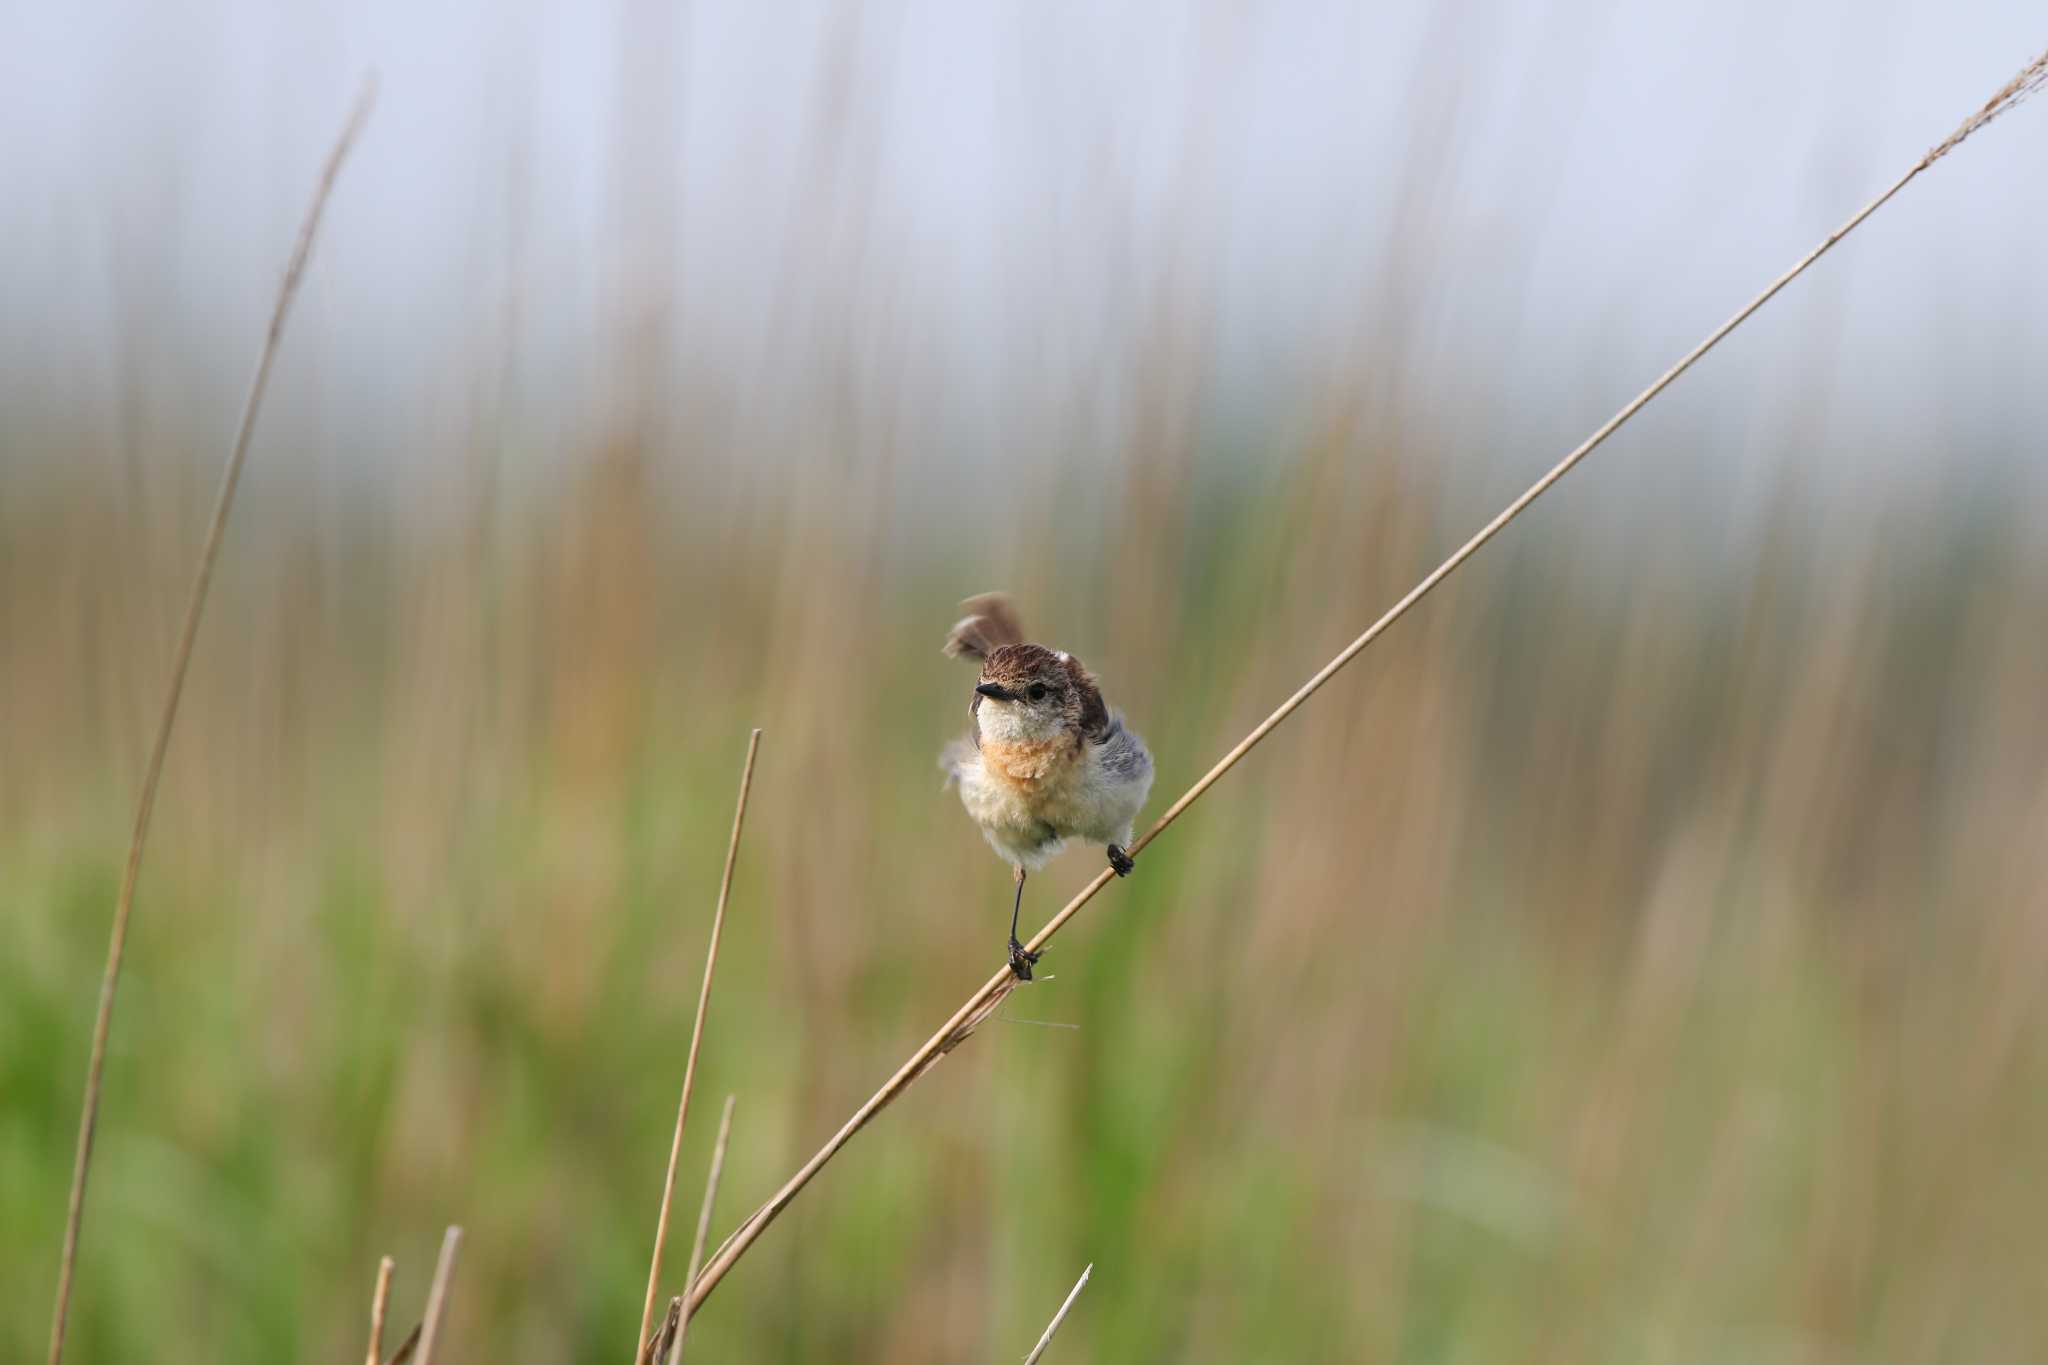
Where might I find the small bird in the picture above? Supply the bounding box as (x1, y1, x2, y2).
(940, 594, 1155, 979)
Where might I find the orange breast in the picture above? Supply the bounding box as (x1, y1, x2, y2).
(980, 735, 1079, 790)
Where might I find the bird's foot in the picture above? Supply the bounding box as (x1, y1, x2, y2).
(1007, 936, 1042, 981)
(1107, 843, 1136, 877)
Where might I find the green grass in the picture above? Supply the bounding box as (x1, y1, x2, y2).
(8, 452, 2048, 1361)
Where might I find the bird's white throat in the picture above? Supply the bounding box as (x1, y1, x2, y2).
(978, 699, 1067, 745)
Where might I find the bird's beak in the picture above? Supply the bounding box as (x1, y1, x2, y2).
(975, 681, 1014, 701)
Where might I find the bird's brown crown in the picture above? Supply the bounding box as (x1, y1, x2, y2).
(979, 643, 1073, 692)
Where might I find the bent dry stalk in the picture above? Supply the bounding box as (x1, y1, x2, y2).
(44, 77, 378, 1365)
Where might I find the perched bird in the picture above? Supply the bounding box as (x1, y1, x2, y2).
(940, 594, 1155, 979)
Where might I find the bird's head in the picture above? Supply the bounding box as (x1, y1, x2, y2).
(974, 644, 1091, 744)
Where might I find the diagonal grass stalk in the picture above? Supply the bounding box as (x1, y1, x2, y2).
(678, 42, 2048, 1323)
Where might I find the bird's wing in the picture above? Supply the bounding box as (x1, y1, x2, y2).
(939, 734, 979, 788)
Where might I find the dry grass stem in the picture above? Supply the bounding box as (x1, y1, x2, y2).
(634, 730, 762, 1359)
(383, 1323, 421, 1365)
(365, 1255, 396, 1365)
(1022, 1263, 1092, 1365)
(679, 46, 2048, 1318)
(640, 1300, 682, 1365)
(1927, 46, 2048, 163)
(42, 76, 377, 1365)
(666, 1094, 737, 1365)
(415, 1225, 463, 1365)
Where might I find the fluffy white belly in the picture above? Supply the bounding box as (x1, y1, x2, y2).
(950, 736, 1148, 870)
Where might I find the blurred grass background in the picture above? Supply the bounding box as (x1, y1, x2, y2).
(7, 4, 2048, 1362)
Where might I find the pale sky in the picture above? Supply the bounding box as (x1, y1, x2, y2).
(3, 1, 2043, 517)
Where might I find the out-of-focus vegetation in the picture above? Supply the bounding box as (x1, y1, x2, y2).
(8, 6, 2048, 1362)
(8, 400, 2048, 1361)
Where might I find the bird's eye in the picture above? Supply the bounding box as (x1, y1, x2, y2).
(1028, 683, 1050, 701)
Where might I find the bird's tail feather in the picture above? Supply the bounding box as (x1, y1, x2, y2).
(941, 593, 1026, 661)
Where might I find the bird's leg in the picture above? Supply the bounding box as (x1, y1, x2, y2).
(1107, 843, 1136, 877)
(1007, 864, 1040, 980)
